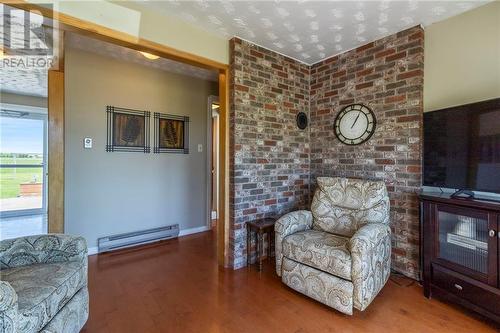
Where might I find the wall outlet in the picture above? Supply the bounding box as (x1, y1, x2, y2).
(198, 144, 203, 152)
(84, 138, 93, 149)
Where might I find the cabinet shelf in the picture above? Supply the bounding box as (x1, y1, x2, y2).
(445, 233, 488, 251)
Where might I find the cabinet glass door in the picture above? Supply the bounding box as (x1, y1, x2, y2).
(435, 205, 496, 284)
(437, 210, 488, 273)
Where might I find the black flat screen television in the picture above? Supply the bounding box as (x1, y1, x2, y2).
(423, 98, 500, 194)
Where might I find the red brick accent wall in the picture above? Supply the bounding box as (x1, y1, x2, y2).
(229, 38, 310, 268)
(310, 26, 424, 279)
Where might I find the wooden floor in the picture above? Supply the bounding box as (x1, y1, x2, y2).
(82, 231, 498, 333)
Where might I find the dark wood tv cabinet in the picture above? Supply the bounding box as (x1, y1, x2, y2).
(419, 192, 500, 324)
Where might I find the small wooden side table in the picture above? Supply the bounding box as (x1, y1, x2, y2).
(246, 218, 277, 271)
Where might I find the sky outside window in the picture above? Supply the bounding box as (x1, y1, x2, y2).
(0, 116, 44, 154)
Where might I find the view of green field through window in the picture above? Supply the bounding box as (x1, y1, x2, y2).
(0, 116, 45, 213)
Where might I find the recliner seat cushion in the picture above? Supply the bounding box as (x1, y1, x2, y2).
(311, 177, 389, 237)
(0, 261, 87, 333)
(281, 257, 354, 315)
(282, 229, 352, 281)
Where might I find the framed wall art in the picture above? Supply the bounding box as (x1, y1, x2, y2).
(154, 112, 189, 154)
(106, 106, 150, 153)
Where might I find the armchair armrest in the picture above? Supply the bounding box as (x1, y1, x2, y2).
(275, 210, 313, 276)
(0, 234, 87, 270)
(349, 223, 391, 311)
(0, 281, 18, 333)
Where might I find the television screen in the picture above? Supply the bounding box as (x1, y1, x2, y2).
(423, 98, 500, 194)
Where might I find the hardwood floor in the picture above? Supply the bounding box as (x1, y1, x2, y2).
(82, 231, 498, 333)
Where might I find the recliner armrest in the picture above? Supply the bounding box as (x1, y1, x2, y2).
(0, 234, 87, 270)
(349, 223, 390, 251)
(275, 210, 313, 276)
(349, 223, 391, 311)
(0, 281, 18, 333)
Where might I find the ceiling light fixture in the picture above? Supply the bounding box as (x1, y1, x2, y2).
(139, 51, 159, 60)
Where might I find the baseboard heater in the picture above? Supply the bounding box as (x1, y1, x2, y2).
(97, 224, 179, 253)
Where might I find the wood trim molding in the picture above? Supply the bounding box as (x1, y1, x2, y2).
(218, 70, 229, 266)
(2, 0, 228, 71)
(47, 70, 64, 233)
(2, 0, 230, 266)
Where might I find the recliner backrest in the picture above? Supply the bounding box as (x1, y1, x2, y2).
(311, 177, 390, 237)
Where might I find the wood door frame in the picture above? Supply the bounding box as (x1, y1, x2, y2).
(207, 95, 220, 228)
(3, 0, 230, 266)
(47, 69, 64, 233)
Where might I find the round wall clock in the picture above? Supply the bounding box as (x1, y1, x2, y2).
(334, 104, 376, 145)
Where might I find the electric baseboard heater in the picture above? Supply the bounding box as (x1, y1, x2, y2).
(97, 224, 179, 253)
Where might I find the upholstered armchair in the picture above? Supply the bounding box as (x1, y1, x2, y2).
(275, 177, 391, 315)
(0, 234, 89, 333)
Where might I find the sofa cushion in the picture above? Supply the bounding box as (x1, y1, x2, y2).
(282, 230, 352, 281)
(311, 177, 389, 237)
(0, 261, 87, 333)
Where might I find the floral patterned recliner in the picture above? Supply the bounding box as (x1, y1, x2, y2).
(0, 234, 89, 333)
(275, 177, 391, 315)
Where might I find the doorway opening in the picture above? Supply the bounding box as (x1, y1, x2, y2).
(207, 96, 219, 230)
(3, 1, 229, 266)
(63, 31, 219, 253)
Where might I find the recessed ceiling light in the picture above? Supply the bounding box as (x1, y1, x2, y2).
(139, 51, 159, 60)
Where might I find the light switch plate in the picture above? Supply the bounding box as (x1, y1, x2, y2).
(198, 144, 203, 152)
(84, 138, 93, 149)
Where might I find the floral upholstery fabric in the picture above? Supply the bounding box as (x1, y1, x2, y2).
(311, 177, 390, 237)
(1, 261, 87, 332)
(0, 234, 87, 270)
(40, 288, 88, 333)
(275, 210, 313, 277)
(282, 230, 351, 281)
(350, 223, 391, 311)
(0, 234, 88, 333)
(281, 258, 354, 315)
(0, 281, 17, 333)
(275, 177, 391, 315)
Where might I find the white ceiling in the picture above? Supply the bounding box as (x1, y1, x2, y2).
(1, 1, 490, 97)
(0, 7, 51, 97)
(1, 67, 48, 98)
(1, 28, 217, 98)
(136, 0, 490, 64)
(66, 33, 218, 82)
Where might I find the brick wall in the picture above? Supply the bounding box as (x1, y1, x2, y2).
(229, 38, 310, 269)
(309, 26, 424, 279)
(229, 27, 424, 278)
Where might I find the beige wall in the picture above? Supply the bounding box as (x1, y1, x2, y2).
(30, 0, 229, 64)
(65, 47, 218, 248)
(424, 1, 500, 112)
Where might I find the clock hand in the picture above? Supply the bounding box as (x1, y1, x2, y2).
(351, 111, 361, 129)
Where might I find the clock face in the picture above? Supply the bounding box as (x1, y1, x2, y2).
(334, 104, 376, 145)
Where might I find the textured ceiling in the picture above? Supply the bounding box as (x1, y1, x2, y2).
(1, 67, 48, 98)
(0, 7, 51, 97)
(66, 33, 218, 82)
(136, 0, 490, 64)
(1, 29, 218, 98)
